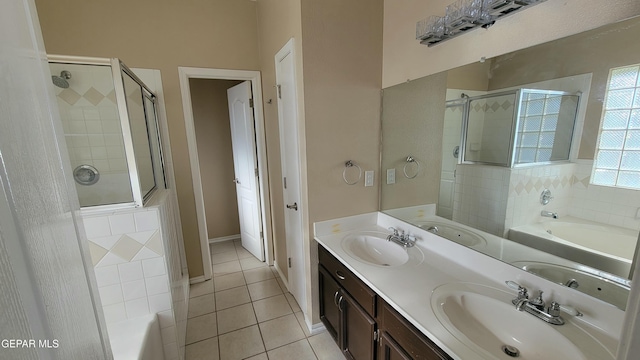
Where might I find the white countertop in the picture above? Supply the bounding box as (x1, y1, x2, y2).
(314, 212, 623, 360)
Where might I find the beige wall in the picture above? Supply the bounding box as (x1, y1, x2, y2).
(383, 0, 640, 88)
(36, 0, 260, 277)
(380, 73, 447, 210)
(256, 0, 306, 281)
(485, 17, 640, 159)
(300, 0, 384, 322)
(190, 79, 241, 239)
(447, 61, 490, 91)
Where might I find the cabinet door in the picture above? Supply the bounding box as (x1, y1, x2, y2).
(379, 332, 411, 360)
(341, 291, 376, 360)
(319, 265, 342, 342)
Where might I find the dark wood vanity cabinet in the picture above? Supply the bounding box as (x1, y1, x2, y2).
(378, 301, 451, 360)
(319, 246, 377, 359)
(318, 244, 451, 360)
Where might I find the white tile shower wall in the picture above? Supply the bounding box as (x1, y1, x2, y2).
(505, 163, 576, 233)
(570, 160, 640, 231)
(155, 190, 189, 360)
(453, 164, 510, 236)
(85, 190, 186, 360)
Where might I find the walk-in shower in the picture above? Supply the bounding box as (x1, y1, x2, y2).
(48, 56, 165, 208)
(459, 89, 581, 167)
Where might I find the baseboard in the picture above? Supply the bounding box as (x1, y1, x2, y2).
(189, 275, 206, 284)
(273, 261, 289, 291)
(306, 315, 326, 336)
(208, 234, 240, 244)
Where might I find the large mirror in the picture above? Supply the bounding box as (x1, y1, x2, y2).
(380, 16, 640, 310)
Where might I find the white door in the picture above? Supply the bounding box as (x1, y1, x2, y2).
(276, 39, 306, 310)
(228, 81, 264, 261)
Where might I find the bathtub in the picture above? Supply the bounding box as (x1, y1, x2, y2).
(107, 314, 165, 360)
(508, 216, 637, 279)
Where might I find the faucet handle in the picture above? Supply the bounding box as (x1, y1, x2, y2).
(388, 227, 399, 236)
(559, 303, 583, 317)
(505, 281, 528, 299)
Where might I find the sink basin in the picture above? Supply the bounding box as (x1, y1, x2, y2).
(431, 283, 615, 359)
(416, 221, 486, 247)
(511, 261, 630, 310)
(341, 232, 423, 267)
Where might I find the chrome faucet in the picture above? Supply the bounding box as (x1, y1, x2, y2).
(425, 226, 439, 234)
(541, 210, 558, 219)
(505, 281, 582, 326)
(387, 227, 417, 248)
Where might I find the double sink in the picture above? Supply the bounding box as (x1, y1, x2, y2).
(339, 229, 617, 359)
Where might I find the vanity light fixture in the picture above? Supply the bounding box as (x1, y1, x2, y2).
(416, 0, 547, 47)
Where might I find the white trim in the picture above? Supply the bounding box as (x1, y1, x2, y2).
(208, 234, 240, 244)
(306, 315, 326, 336)
(178, 67, 274, 282)
(189, 275, 206, 285)
(273, 261, 289, 291)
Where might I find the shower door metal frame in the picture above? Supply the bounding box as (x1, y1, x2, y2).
(459, 88, 580, 168)
(48, 55, 165, 209)
(459, 89, 520, 168)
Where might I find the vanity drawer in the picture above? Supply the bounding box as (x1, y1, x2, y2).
(379, 300, 451, 360)
(318, 245, 377, 317)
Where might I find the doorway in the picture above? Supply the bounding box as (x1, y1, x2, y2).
(179, 68, 273, 282)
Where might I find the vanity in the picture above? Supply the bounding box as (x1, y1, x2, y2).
(315, 212, 623, 359)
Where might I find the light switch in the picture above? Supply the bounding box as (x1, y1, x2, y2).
(365, 171, 374, 187)
(387, 169, 395, 184)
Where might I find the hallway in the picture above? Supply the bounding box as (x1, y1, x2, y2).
(185, 239, 344, 360)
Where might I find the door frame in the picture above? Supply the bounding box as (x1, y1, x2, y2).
(178, 67, 273, 282)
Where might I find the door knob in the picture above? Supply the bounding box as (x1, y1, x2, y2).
(286, 202, 298, 211)
(233, 178, 240, 184)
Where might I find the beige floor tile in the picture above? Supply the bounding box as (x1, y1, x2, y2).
(235, 247, 254, 259)
(266, 339, 317, 360)
(211, 241, 236, 254)
(218, 325, 265, 360)
(211, 250, 239, 264)
(185, 337, 219, 360)
(294, 311, 311, 337)
(215, 286, 251, 310)
(233, 238, 242, 245)
(308, 331, 344, 360)
(213, 272, 246, 291)
(188, 293, 216, 318)
(243, 267, 274, 284)
(190, 280, 214, 298)
(259, 314, 305, 350)
(240, 257, 267, 271)
(244, 353, 267, 360)
(213, 260, 242, 277)
(186, 312, 218, 345)
(253, 294, 292, 322)
(284, 293, 301, 312)
(217, 303, 256, 334)
(247, 279, 282, 301)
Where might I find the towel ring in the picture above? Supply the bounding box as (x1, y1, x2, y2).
(342, 160, 362, 185)
(403, 156, 420, 179)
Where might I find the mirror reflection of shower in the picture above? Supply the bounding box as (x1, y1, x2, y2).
(51, 70, 72, 88)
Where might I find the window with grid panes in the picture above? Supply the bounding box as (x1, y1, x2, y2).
(592, 65, 640, 189)
(515, 93, 562, 164)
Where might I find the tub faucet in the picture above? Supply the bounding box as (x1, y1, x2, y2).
(541, 210, 558, 219)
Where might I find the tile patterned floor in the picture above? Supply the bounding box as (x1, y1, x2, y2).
(185, 239, 345, 360)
